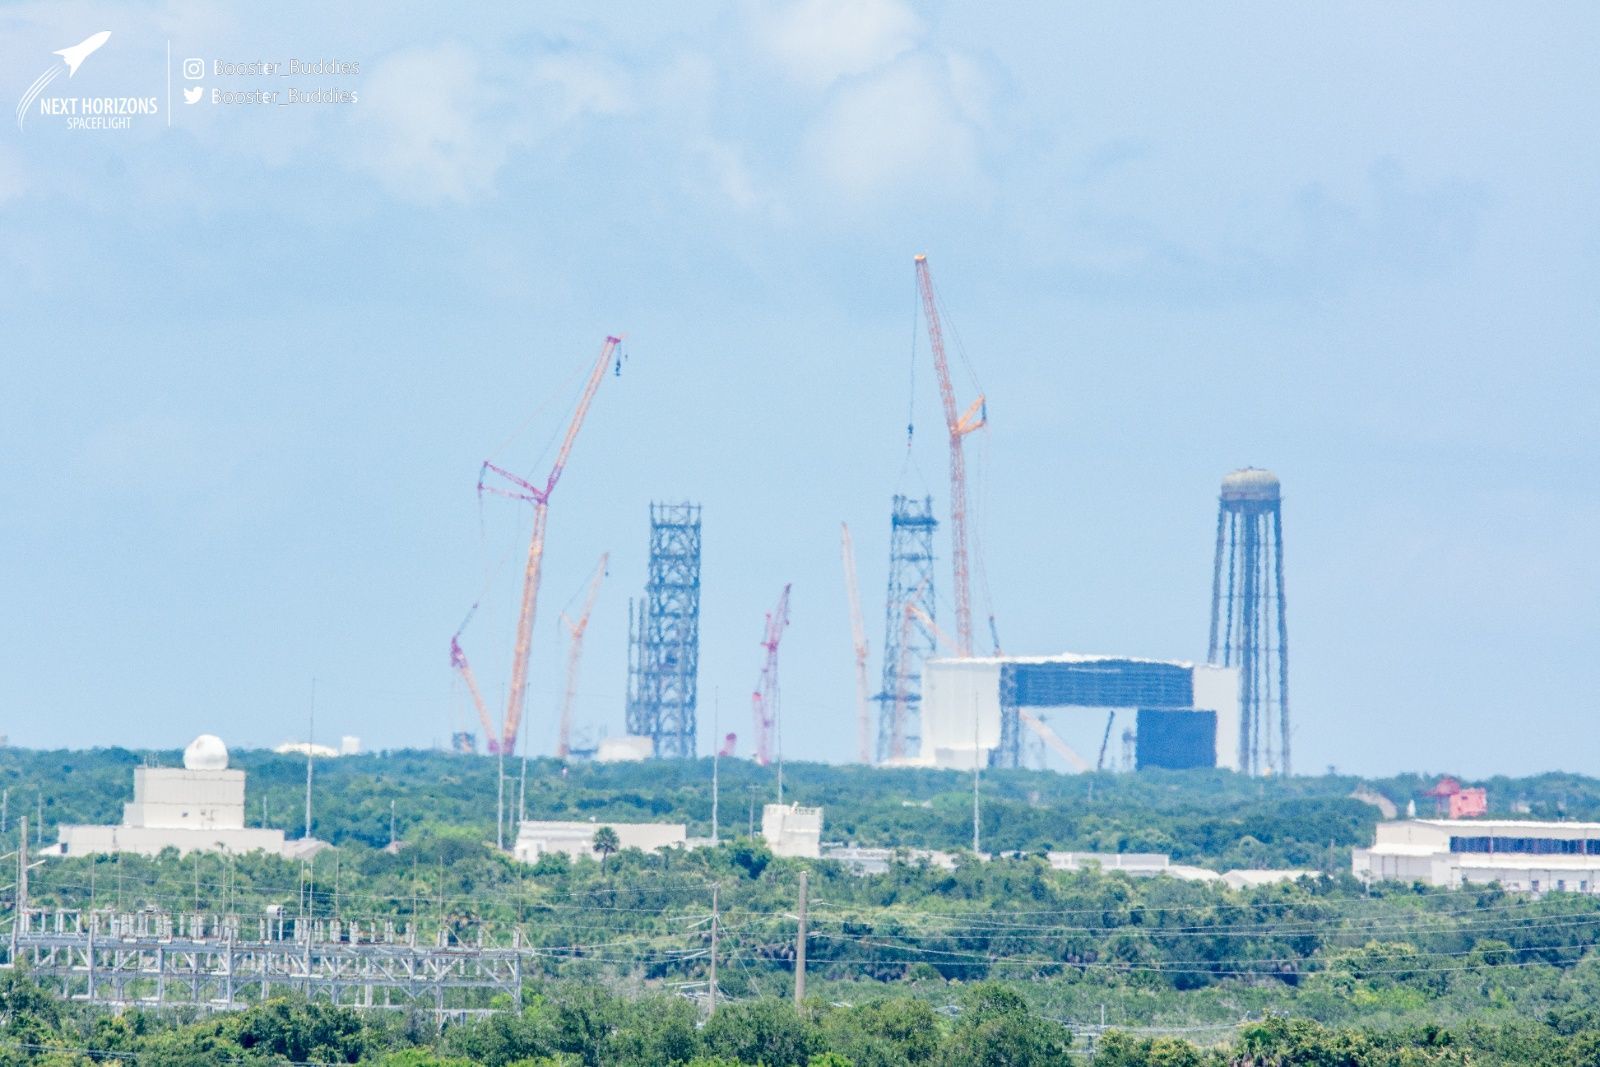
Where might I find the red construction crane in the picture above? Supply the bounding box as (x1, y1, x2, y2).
(839, 523, 873, 764)
(479, 334, 621, 755)
(556, 552, 608, 760)
(750, 583, 793, 767)
(449, 603, 500, 753)
(449, 636, 500, 754)
(914, 254, 985, 657)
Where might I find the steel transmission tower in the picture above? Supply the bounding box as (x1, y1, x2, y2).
(1207, 468, 1291, 776)
(626, 503, 702, 758)
(875, 495, 938, 762)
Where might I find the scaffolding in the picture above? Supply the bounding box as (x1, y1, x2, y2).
(875, 495, 938, 762)
(5, 906, 524, 1019)
(626, 503, 702, 759)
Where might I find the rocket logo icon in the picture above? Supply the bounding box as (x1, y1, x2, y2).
(16, 31, 112, 130)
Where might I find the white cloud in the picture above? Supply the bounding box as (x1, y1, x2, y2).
(689, 136, 774, 214)
(761, 0, 922, 88)
(355, 43, 510, 203)
(532, 53, 634, 123)
(350, 43, 640, 203)
(0, 147, 25, 205)
(802, 53, 985, 200)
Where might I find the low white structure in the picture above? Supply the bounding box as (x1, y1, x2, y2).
(274, 741, 340, 757)
(762, 803, 822, 858)
(1049, 852, 1173, 875)
(1354, 819, 1600, 893)
(1045, 852, 1228, 881)
(823, 845, 964, 874)
(52, 736, 310, 859)
(1222, 869, 1316, 890)
(512, 820, 686, 863)
(596, 736, 653, 763)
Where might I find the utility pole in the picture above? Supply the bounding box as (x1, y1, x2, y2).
(793, 870, 809, 1009)
(711, 690, 721, 846)
(973, 696, 982, 854)
(709, 882, 720, 1016)
(304, 678, 316, 841)
(496, 737, 505, 851)
(518, 724, 529, 825)
(12, 817, 27, 959)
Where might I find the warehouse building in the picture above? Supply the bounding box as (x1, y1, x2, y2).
(1354, 819, 1600, 893)
(916, 654, 1240, 771)
(512, 820, 687, 863)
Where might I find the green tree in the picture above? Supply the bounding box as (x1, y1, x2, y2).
(701, 999, 821, 1067)
(592, 826, 621, 870)
(937, 983, 1071, 1067)
(819, 998, 943, 1067)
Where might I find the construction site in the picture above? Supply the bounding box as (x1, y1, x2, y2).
(438, 257, 1292, 782)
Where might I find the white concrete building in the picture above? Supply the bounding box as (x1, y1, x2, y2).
(762, 803, 822, 858)
(52, 736, 312, 859)
(512, 820, 686, 863)
(1354, 819, 1600, 893)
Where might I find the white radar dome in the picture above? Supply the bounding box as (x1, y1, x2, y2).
(183, 734, 230, 771)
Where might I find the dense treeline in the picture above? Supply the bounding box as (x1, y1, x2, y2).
(4, 746, 1590, 869)
(9, 747, 1600, 1051)
(8, 969, 1600, 1065)
(16, 835, 1600, 1032)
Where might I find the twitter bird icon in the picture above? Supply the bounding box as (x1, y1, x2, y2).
(183, 86, 203, 105)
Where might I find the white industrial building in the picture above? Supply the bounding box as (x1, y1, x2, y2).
(762, 803, 822, 858)
(915, 654, 1240, 772)
(1354, 819, 1600, 893)
(512, 820, 686, 863)
(51, 736, 319, 859)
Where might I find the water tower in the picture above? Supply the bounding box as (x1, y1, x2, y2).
(1207, 468, 1290, 776)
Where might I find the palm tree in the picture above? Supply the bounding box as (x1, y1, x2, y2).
(592, 826, 620, 870)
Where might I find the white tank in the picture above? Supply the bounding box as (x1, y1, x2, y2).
(182, 734, 229, 771)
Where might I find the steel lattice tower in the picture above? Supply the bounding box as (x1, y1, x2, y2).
(875, 495, 938, 762)
(1207, 468, 1290, 777)
(625, 503, 702, 758)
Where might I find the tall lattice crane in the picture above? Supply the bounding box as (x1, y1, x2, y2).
(839, 523, 873, 764)
(750, 583, 792, 767)
(914, 254, 985, 657)
(886, 577, 931, 761)
(479, 334, 621, 755)
(556, 552, 608, 760)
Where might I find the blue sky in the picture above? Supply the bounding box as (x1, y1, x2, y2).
(0, 2, 1595, 776)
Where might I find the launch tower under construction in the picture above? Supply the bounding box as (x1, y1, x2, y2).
(625, 503, 702, 758)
